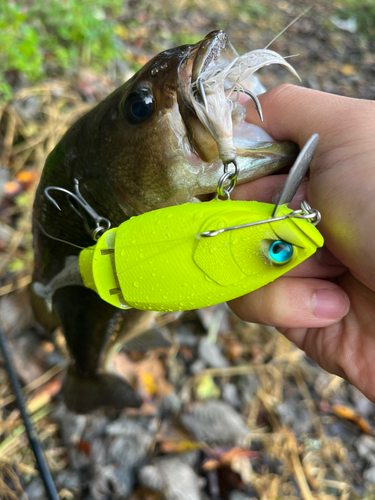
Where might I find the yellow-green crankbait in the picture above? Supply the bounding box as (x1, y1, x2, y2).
(78, 199, 322, 311)
(34, 134, 323, 312)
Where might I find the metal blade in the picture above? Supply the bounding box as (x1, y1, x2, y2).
(272, 133, 319, 217)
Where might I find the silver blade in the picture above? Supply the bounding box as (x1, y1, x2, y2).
(272, 133, 319, 217)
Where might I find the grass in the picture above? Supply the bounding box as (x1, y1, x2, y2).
(0, 0, 124, 101)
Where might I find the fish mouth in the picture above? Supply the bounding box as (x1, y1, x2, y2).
(177, 30, 299, 189)
(191, 31, 235, 85)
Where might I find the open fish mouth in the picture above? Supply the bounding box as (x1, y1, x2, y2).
(177, 30, 299, 190)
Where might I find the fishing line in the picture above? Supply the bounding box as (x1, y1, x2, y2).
(36, 220, 86, 250)
(0, 321, 60, 500)
(284, 54, 300, 60)
(264, 6, 312, 50)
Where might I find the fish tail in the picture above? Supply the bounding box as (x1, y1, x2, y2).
(63, 367, 142, 414)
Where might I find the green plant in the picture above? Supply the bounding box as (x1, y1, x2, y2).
(333, 0, 375, 37)
(0, 3, 43, 99)
(0, 0, 124, 100)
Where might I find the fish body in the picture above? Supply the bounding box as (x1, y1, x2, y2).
(78, 200, 323, 311)
(32, 31, 300, 413)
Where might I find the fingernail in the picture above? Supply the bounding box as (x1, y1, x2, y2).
(313, 288, 349, 319)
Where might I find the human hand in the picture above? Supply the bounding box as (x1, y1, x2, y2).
(230, 84, 375, 402)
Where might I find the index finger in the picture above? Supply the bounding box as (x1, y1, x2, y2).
(244, 84, 375, 151)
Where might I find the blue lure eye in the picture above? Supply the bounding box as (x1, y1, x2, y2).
(268, 241, 293, 264)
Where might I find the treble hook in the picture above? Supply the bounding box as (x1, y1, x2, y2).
(44, 179, 111, 241)
(239, 89, 263, 122)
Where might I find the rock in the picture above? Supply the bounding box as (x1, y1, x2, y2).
(237, 374, 259, 404)
(24, 478, 48, 500)
(196, 304, 230, 333)
(109, 433, 152, 469)
(190, 359, 206, 375)
(356, 435, 375, 466)
(276, 399, 314, 435)
(106, 415, 157, 437)
(177, 325, 198, 347)
(139, 457, 203, 500)
(90, 464, 133, 500)
(198, 337, 229, 369)
(180, 400, 249, 445)
(222, 383, 242, 410)
(11, 96, 41, 121)
(158, 391, 182, 416)
(229, 491, 258, 500)
(168, 357, 188, 387)
(350, 386, 375, 419)
(178, 450, 200, 468)
(52, 405, 87, 446)
(55, 469, 81, 493)
(324, 419, 361, 446)
(108, 417, 157, 469)
(364, 466, 375, 488)
(330, 15, 357, 33)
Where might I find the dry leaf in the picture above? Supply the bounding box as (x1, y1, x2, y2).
(202, 447, 256, 471)
(4, 181, 21, 197)
(331, 404, 372, 434)
(15, 170, 38, 187)
(195, 375, 220, 400)
(136, 352, 173, 398)
(160, 440, 201, 454)
(340, 64, 356, 76)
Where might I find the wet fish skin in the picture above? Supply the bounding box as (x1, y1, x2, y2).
(32, 31, 298, 413)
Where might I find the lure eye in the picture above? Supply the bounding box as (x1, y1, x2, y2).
(268, 240, 293, 264)
(123, 89, 155, 123)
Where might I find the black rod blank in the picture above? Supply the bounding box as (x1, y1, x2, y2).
(0, 324, 59, 500)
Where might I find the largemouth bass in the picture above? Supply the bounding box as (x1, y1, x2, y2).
(32, 30, 299, 413)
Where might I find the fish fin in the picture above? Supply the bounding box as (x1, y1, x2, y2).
(32, 282, 54, 314)
(29, 282, 60, 332)
(63, 368, 142, 414)
(123, 328, 172, 352)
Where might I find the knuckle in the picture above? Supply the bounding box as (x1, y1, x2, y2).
(259, 281, 291, 324)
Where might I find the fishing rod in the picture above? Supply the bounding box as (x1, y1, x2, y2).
(0, 322, 59, 500)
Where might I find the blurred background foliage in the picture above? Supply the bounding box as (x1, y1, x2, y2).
(0, 0, 374, 103)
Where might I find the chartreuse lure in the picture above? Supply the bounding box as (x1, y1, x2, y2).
(77, 199, 323, 311)
(34, 134, 323, 312)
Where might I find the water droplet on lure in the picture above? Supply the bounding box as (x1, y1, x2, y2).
(133, 281, 139, 287)
(151, 67, 159, 75)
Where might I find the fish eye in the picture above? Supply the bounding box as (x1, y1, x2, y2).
(268, 240, 294, 264)
(123, 89, 154, 124)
